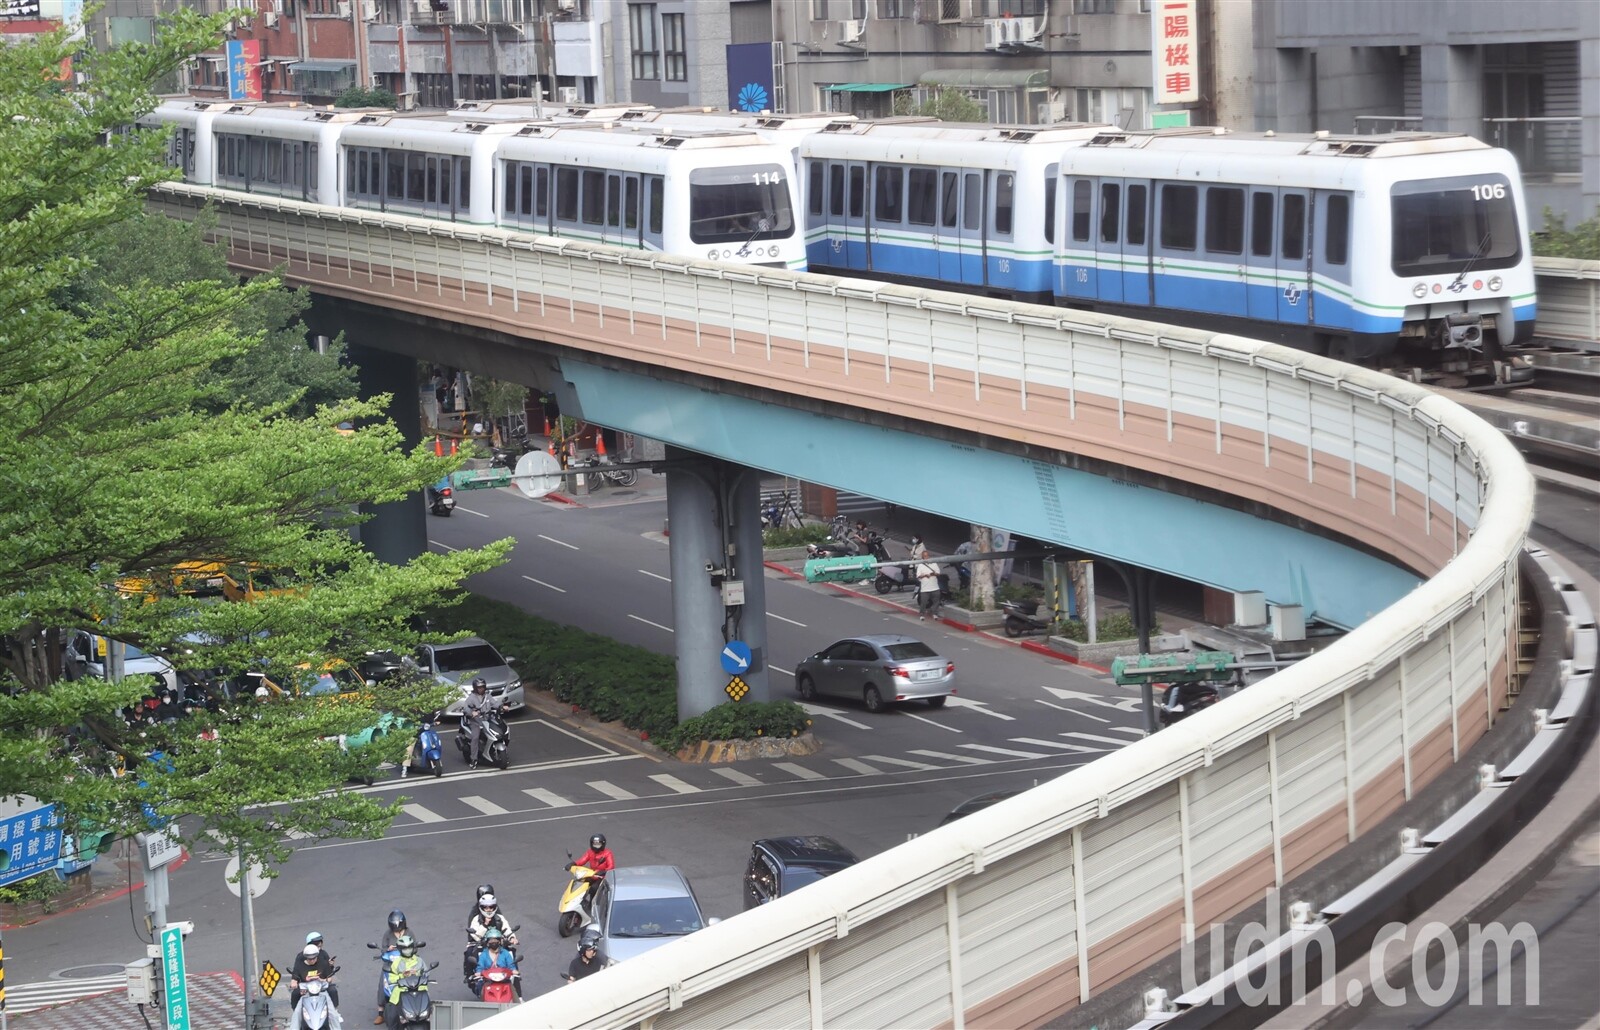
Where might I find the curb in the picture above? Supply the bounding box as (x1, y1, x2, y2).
(544, 491, 582, 506)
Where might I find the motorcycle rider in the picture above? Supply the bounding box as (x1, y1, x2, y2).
(470, 928, 522, 1000)
(460, 678, 501, 769)
(373, 910, 409, 1024)
(571, 834, 615, 916)
(382, 935, 426, 1019)
(562, 929, 606, 982)
(289, 938, 339, 1009)
(467, 893, 519, 949)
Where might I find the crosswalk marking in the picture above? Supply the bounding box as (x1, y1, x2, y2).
(958, 743, 1051, 759)
(649, 773, 702, 794)
(907, 749, 991, 765)
(772, 762, 826, 780)
(832, 758, 881, 776)
(1008, 737, 1107, 755)
(860, 754, 943, 771)
(1109, 726, 1145, 737)
(523, 787, 573, 808)
(1063, 731, 1137, 747)
(711, 767, 760, 787)
(2, 975, 127, 1014)
(401, 803, 446, 823)
(589, 780, 638, 801)
(460, 795, 509, 816)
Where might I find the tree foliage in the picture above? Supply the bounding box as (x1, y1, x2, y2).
(334, 85, 399, 110)
(0, 14, 509, 871)
(893, 88, 988, 123)
(1533, 206, 1600, 260)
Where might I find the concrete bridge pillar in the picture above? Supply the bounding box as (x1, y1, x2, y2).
(348, 342, 428, 566)
(665, 446, 772, 721)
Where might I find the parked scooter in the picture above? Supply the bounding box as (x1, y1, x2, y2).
(1158, 682, 1221, 728)
(557, 855, 601, 937)
(426, 477, 455, 517)
(490, 436, 535, 472)
(454, 706, 510, 770)
(404, 716, 444, 778)
(292, 968, 343, 1030)
(1001, 599, 1054, 638)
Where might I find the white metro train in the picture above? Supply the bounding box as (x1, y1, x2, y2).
(142, 98, 806, 271)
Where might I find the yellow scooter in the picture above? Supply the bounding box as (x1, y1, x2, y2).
(558, 854, 600, 937)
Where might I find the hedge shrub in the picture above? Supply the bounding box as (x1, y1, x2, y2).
(656, 701, 811, 753)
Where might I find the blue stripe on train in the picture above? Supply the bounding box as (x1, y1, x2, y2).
(806, 235, 1051, 294)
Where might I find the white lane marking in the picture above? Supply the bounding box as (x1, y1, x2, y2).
(832, 758, 881, 776)
(957, 744, 1051, 759)
(1042, 685, 1143, 713)
(860, 754, 941, 771)
(941, 696, 1014, 720)
(649, 774, 702, 794)
(538, 534, 579, 551)
(711, 767, 760, 787)
(521, 574, 567, 593)
(523, 788, 573, 808)
(1109, 726, 1145, 737)
(455, 506, 489, 518)
(1063, 731, 1137, 747)
(589, 780, 638, 801)
(908, 749, 992, 766)
(1034, 699, 1111, 723)
(768, 612, 806, 627)
(627, 614, 674, 633)
(460, 795, 510, 816)
(401, 803, 446, 823)
(1, 975, 128, 1014)
(772, 762, 825, 781)
(1008, 737, 1108, 755)
(799, 702, 871, 730)
(428, 540, 459, 552)
(772, 667, 794, 677)
(902, 710, 963, 733)
(639, 569, 671, 582)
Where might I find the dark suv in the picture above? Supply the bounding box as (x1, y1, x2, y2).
(744, 836, 859, 910)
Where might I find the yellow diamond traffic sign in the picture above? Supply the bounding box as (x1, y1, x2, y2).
(258, 960, 280, 997)
(724, 676, 749, 701)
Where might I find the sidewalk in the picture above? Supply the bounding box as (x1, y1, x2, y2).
(7, 971, 243, 1029)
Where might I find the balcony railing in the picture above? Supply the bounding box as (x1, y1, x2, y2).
(1483, 116, 1581, 179)
(1353, 115, 1421, 134)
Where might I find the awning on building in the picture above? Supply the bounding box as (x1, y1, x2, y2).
(823, 82, 914, 93)
(917, 69, 1049, 89)
(287, 59, 357, 74)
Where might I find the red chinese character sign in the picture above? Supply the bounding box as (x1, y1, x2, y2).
(1153, 0, 1199, 106)
(226, 39, 262, 102)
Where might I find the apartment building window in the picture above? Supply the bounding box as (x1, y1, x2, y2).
(662, 13, 686, 82)
(630, 3, 660, 80)
(876, 0, 910, 16)
(1075, 0, 1115, 13)
(414, 73, 452, 109)
(939, 0, 963, 21)
(976, 0, 1045, 14)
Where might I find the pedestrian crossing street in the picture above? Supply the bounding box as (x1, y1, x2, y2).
(389, 726, 1144, 826)
(1, 973, 127, 1014)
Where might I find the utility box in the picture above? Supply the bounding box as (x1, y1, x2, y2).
(125, 957, 157, 1006)
(1234, 591, 1267, 627)
(1270, 603, 1306, 642)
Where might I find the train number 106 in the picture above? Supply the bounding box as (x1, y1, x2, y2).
(1470, 183, 1506, 201)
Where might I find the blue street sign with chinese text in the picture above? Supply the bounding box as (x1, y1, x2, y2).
(0, 800, 62, 889)
(162, 924, 191, 1030)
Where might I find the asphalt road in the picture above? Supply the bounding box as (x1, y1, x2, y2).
(5, 483, 1140, 1014)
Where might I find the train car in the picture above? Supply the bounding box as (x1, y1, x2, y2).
(143, 97, 237, 186)
(209, 104, 370, 204)
(336, 112, 523, 224)
(494, 122, 805, 270)
(1051, 129, 1536, 382)
(794, 121, 1111, 303)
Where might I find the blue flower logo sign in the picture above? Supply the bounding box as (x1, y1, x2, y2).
(736, 82, 769, 113)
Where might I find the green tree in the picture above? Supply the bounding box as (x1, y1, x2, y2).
(1534, 206, 1600, 260)
(893, 87, 988, 123)
(471, 375, 530, 442)
(0, 14, 510, 870)
(334, 85, 399, 109)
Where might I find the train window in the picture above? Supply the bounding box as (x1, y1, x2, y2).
(581, 170, 605, 225)
(688, 165, 794, 244)
(1204, 187, 1244, 255)
(907, 168, 937, 226)
(874, 166, 903, 224)
(1071, 180, 1091, 242)
(1043, 166, 1057, 244)
(1127, 185, 1147, 245)
(848, 166, 864, 218)
(307, 143, 318, 194)
(994, 173, 1014, 236)
(556, 168, 578, 222)
(1160, 184, 1197, 250)
(1281, 194, 1305, 260)
(1324, 194, 1349, 265)
(535, 167, 549, 219)
(1389, 176, 1520, 276)
(625, 176, 640, 231)
(1250, 192, 1274, 258)
(509, 166, 527, 216)
(647, 175, 664, 235)
(385, 152, 406, 205)
(459, 159, 470, 210)
(1100, 183, 1121, 244)
(808, 162, 824, 217)
(606, 175, 621, 228)
(426, 157, 439, 208)
(941, 172, 959, 229)
(962, 173, 980, 231)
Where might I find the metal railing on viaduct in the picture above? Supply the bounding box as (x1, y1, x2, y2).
(148, 185, 1534, 1029)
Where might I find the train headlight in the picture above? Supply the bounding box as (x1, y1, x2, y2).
(708, 249, 718, 260)
(1412, 283, 1428, 299)
(1487, 276, 1502, 292)
(769, 246, 779, 257)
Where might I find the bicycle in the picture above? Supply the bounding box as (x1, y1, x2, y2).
(761, 492, 805, 530)
(576, 454, 637, 491)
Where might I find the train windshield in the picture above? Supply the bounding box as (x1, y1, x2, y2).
(688, 165, 794, 245)
(1390, 175, 1521, 277)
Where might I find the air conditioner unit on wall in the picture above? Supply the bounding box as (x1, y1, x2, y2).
(831, 18, 865, 45)
(982, 15, 1044, 51)
(557, 0, 577, 11)
(264, 10, 279, 27)
(557, 86, 579, 103)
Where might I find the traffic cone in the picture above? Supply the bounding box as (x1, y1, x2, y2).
(543, 415, 552, 437)
(595, 434, 608, 458)
(434, 436, 444, 457)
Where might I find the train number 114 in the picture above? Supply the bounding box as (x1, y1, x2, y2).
(1470, 183, 1506, 201)
(751, 172, 784, 185)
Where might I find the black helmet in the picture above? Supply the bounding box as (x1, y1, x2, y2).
(475, 883, 495, 902)
(396, 934, 416, 957)
(578, 927, 601, 953)
(472, 677, 488, 693)
(387, 910, 407, 934)
(590, 834, 606, 851)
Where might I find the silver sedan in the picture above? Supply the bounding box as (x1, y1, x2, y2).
(793, 634, 956, 712)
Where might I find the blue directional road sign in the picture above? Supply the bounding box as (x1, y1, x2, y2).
(162, 924, 191, 1030)
(720, 640, 752, 675)
(0, 799, 62, 889)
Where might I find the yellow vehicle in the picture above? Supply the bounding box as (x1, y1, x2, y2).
(220, 563, 304, 604)
(116, 561, 230, 602)
(250, 660, 369, 700)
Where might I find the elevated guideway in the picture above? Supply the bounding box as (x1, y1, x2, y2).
(146, 183, 1535, 1028)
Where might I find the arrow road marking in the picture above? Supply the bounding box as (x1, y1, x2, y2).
(902, 710, 963, 733)
(1035, 699, 1111, 723)
(799, 702, 871, 730)
(1042, 686, 1143, 713)
(521, 574, 566, 593)
(721, 645, 750, 670)
(942, 696, 1014, 720)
